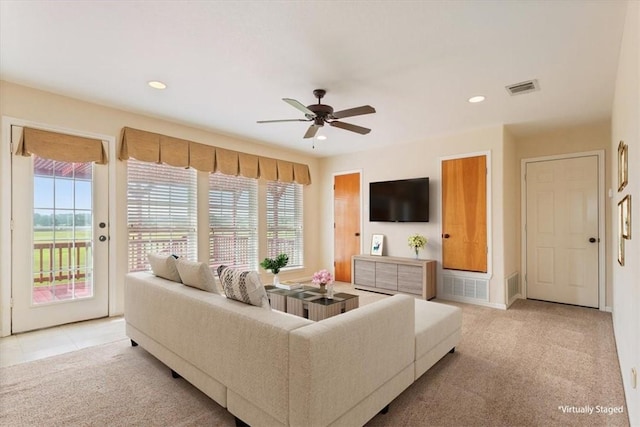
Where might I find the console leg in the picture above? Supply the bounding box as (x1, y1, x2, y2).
(449, 347, 456, 354)
(171, 369, 181, 379)
(130, 339, 138, 347)
(380, 404, 390, 414)
(235, 417, 250, 427)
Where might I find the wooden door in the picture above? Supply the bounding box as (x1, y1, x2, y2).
(442, 156, 487, 272)
(526, 156, 599, 308)
(334, 173, 360, 282)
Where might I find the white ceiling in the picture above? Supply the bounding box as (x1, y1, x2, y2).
(0, 1, 628, 157)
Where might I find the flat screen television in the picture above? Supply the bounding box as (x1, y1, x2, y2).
(369, 177, 429, 222)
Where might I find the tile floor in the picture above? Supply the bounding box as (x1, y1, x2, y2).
(0, 316, 127, 368)
(0, 281, 387, 369)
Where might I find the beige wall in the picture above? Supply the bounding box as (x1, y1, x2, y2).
(502, 126, 520, 301)
(513, 120, 613, 306)
(610, 1, 639, 423)
(319, 126, 510, 307)
(0, 81, 322, 331)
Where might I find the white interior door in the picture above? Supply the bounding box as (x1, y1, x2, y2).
(11, 126, 109, 333)
(526, 155, 599, 308)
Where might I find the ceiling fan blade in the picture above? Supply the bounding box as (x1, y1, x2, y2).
(303, 124, 321, 139)
(330, 121, 371, 135)
(283, 98, 316, 118)
(257, 119, 310, 123)
(331, 105, 376, 119)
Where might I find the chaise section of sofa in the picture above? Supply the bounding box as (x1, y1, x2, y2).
(288, 294, 415, 427)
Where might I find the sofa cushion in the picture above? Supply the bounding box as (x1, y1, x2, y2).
(414, 299, 462, 359)
(217, 265, 270, 309)
(148, 253, 181, 282)
(176, 258, 220, 294)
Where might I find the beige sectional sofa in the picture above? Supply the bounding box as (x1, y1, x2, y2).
(124, 271, 462, 427)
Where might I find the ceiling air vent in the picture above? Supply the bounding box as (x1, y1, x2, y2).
(506, 79, 540, 96)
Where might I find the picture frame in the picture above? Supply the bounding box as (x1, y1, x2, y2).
(618, 232, 625, 266)
(620, 194, 631, 240)
(370, 234, 384, 256)
(617, 141, 628, 192)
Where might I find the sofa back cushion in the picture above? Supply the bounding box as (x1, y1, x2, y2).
(148, 253, 181, 282)
(176, 258, 220, 294)
(217, 265, 270, 309)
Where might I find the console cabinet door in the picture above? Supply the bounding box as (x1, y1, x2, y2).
(354, 260, 375, 286)
(397, 265, 423, 295)
(375, 263, 398, 290)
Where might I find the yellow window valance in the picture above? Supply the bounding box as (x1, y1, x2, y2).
(16, 127, 107, 164)
(119, 127, 311, 184)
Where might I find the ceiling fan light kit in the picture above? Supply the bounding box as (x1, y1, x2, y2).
(258, 89, 376, 139)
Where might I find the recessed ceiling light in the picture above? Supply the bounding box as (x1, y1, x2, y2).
(148, 80, 167, 90)
(317, 135, 327, 141)
(468, 95, 485, 103)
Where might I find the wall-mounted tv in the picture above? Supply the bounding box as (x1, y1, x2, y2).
(369, 177, 429, 222)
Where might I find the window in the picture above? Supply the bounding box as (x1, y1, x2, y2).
(127, 159, 197, 272)
(209, 173, 258, 271)
(266, 181, 303, 268)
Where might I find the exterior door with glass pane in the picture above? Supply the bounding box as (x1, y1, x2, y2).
(11, 126, 109, 333)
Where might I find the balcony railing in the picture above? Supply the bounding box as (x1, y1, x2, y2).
(33, 241, 90, 284)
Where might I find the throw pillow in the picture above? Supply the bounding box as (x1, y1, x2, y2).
(148, 253, 182, 283)
(217, 265, 270, 309)
(176, 258, 220, 294)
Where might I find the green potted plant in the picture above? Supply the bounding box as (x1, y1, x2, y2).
(260, 253, 289, 285)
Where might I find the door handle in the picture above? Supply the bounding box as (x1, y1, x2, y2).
(442, 233, 450, 239)
(355, 233, 360, 237)
(99, 235, 107, 242)
(589, 237, 597, 243)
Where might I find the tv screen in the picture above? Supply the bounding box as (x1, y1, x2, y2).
(369, 177, 429, 222)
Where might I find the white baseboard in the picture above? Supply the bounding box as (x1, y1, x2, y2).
(438, 294, 507, 310)
(604, 306, 613, 313)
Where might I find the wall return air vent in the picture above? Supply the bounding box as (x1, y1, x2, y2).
(505, 79, 540, 96)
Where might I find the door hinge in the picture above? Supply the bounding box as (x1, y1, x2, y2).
(10, 298, 14, 308)
(10, 219, 14, 231)
(334, 222, 336, 229)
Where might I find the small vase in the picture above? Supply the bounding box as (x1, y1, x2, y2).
(319, 283, 327, 294)
(414, 248, 419, 259)
(273, 274, 280, 286)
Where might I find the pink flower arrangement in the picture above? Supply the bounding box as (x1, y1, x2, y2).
(312, 269, 334, 285)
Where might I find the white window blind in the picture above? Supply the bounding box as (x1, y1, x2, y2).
(127, 159, 197, 272)
(209, 173, 258, 271)
(266, 181, 303, 268)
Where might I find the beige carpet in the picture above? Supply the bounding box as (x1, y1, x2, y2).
(0, 298, 629, 426)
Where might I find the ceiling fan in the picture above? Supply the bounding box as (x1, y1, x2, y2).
(257, 89, 376, 139)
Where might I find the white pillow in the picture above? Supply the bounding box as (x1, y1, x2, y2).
(176, 258, 220, 294)
(217, 265, 270, 309)
(148, 253, 181, 282)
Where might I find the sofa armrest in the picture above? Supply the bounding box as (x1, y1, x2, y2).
(288, 294, 415, 427)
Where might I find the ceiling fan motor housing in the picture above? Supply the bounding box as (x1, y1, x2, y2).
(306, 103, 334, 121)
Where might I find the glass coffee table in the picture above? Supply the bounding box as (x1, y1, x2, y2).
(265, 285, 359, 321)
